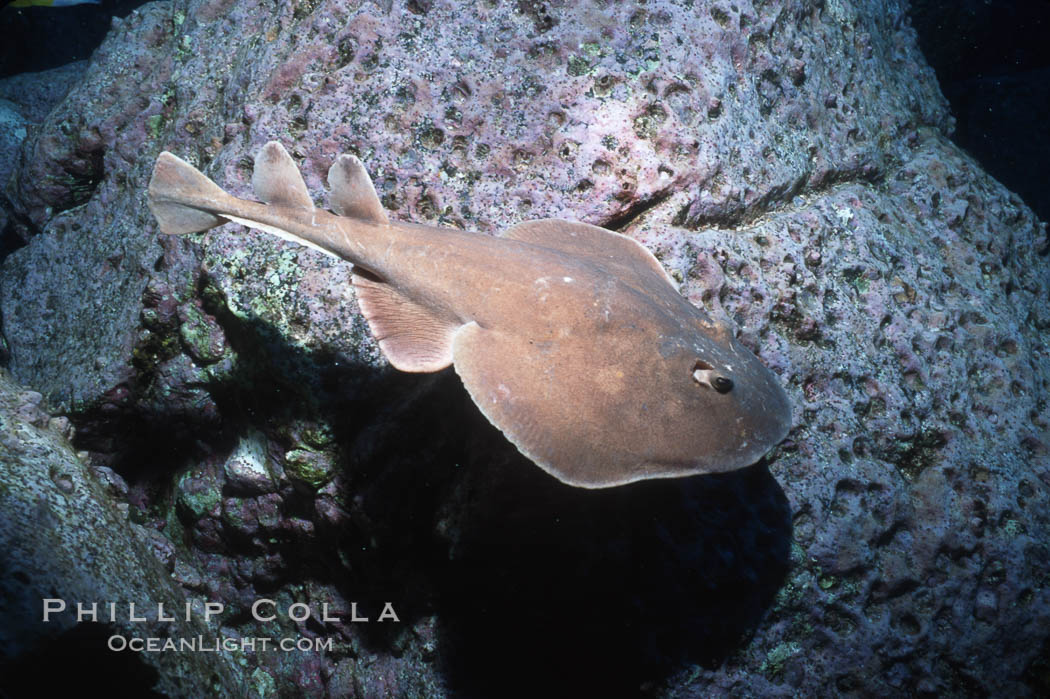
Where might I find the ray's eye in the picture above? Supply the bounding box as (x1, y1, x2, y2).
(692, 361, 734, 394)
(712, 376, 734, 394)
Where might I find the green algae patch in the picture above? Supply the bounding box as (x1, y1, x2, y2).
(175, 468, 222, 520)
(283, 448, 334, 489)
(178, 302, 229, 365)
(147, 113, 165, 140)
(761, 641, 801, 678)
(250, 668, 278, 697)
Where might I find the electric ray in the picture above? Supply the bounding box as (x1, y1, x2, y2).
(147, 141, 791, 487)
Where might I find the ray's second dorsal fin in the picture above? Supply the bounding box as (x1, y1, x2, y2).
(252, 141, 314, 209)
(328, 154, 389, 224)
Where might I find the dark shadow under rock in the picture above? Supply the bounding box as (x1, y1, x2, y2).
(426, 422, 792, 698)
(0, 623, 164, 699)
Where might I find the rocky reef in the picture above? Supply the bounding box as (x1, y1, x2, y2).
(0, 370, 241, 695)
(1, 0, 1047, 696)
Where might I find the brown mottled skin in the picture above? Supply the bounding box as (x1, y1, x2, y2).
(148, 142, 791, 487)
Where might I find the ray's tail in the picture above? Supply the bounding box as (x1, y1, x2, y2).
(147, 141, 389, 239)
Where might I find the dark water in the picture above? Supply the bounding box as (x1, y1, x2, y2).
(0, 0, 146, 77)
(910, 0, 1050, 226)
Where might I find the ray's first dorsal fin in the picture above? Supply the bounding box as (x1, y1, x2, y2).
(252, 141, 314, 209)
(328, 154, 389, 224)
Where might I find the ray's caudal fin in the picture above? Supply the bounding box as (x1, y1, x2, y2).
(147, 152, 231, 235)
(146, 142, 792, 488)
